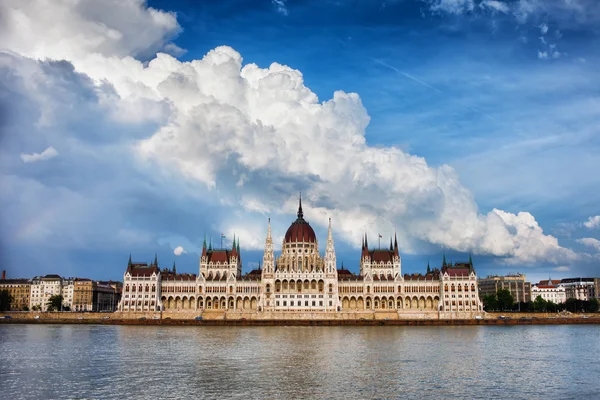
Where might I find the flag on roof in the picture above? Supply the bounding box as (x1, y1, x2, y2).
(221, 233, 226, 239)
(378, 233, 382, 238)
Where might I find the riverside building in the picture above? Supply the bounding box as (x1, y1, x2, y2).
(0, 271, 31, 311)
(118, 199, 483, 316)
(531, 282, 566, 304)
(478, 274, 531, 303)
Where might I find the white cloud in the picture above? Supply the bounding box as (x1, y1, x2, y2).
(272, 0, 289, 16)
(537, 50, 548, 59)
(20, 146, 58, 163)
(173, 246, 186, 256)
(577, 237, 600, 251)
(553, 265, 569, 272)
(426, 0, 475, 15)
(480, 0, 509, 13)
(0, 0, 578, 266)
(0, 0, 182, 60)
(584, 216, 600, 229)
(540, 22, 549, 35)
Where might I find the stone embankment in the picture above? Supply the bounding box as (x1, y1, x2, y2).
(1, 311, 598, 326)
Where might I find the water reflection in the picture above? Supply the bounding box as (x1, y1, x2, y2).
(0, 325, 599, 399)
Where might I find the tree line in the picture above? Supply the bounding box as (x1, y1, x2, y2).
(482, 289, 599, 313)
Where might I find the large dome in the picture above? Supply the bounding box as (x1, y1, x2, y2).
(284, 196, 316, 243)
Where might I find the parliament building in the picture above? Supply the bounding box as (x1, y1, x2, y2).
(117, 198, 483, 316)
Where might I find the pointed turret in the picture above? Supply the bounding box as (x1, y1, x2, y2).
(389, 237, 393, 251)
(262, 218, 275, 275)
(442, 253, 447, 268)
(202, 235, 207, 257)
(237, 239, 240, 253)
(427, 261, 431, 274)
(153, 253, 158, 267)
(393, 232, 399, 256)
(172, 261, 177, 274)
(209, 237, 212, 251)
(128, 254, 132, 267)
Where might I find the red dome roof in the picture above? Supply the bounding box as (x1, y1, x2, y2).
(284, 194, 316, 243)
(285, 220, 316, 243)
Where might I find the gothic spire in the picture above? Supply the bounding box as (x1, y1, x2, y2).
(153, 253, 158, 267)
(232, 233, 236, 250)
(442, 253, 447, 267)
(202, 235, 207, 249)
(172, 260, 176, 274)
(390, 237, 393, 251)
(128, 253, 132, 267)
(297, 191, 304, 219)
(365, 232, 368, 249)
(209, 237, 212, 251)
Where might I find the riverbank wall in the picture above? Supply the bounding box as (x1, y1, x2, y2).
(1, 311, 599, 326)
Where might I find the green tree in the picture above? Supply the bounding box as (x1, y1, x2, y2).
(587, 298, 599, 313)
(22, 305, 29, 311)
(496, 289, 514, 311)
(533, 295, 547, 312)
(565, 298, 577, 312)
(46, 295, 64, 312)
(0, 290, 13, 311)
(482, 294, 498, 311)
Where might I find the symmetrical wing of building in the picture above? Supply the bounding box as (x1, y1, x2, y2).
(118, 200, 484, 315)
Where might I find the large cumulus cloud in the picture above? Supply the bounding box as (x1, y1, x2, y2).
(0, 0, 577, 265)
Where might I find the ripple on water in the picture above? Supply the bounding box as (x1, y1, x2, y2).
(0, 325, 599, 399)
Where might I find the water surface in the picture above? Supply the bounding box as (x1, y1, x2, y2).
(1, 325, 598, 399)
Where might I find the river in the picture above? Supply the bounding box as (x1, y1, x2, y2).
(1, 324, 598, 399)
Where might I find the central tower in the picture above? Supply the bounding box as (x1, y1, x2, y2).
(260, 194, 340, 312)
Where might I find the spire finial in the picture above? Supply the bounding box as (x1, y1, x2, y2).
(153, 253, 158, 266)
(128, 253, 132, 267)
(297, 191, 304, 219)
(203, 235, 207, 249)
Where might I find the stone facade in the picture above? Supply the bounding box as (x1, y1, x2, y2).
(0, 276, 31, 311)
(478, 274, 531, 303)
(117, 199, 483, 315)
(560, 278, 597, 301)
(531, 283, 566, 304)
(29, 275, 74, 311)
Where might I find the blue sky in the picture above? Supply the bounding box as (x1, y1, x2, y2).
(1, 0, 599, 284)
